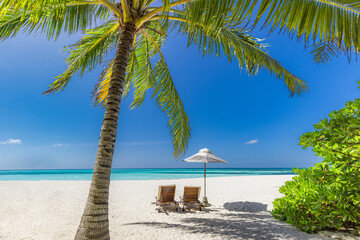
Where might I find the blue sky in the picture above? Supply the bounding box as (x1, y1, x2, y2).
(0, 25, 359, 170)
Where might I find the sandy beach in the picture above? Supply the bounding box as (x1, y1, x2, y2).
(0, 175, 331, 240)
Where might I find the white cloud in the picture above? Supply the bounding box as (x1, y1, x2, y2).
(245, 139, 258, 144)
(0, 139, 22, 145)
(53, 142, 63, 147)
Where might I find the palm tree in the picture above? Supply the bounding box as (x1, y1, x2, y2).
(1, 0, 359, 239)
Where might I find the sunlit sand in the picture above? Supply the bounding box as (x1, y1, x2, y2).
(0, 175, 331, 239)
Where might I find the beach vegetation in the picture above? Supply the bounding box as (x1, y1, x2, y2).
(271, 96, 360, 234)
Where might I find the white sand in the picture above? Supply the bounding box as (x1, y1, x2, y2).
(0, 175, 331, 240)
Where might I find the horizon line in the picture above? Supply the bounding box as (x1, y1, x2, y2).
(0, 167, 297, 171)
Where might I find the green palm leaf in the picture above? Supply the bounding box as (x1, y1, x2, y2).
(152, 57, 190, 158)
(45, 20, 119, 93)
(253, 0, 360, 50)
(130, 34, 156, 108)
(0, 10, 31, 40)
(92, 60, 113, 107)
(131, 27, 190, 157)
(166, 12, 307, 95)
(92, 53, 135, 107)
(142, 27, 190, 158)
(0, 1, 109, 40)
(309, 38, 347, 64)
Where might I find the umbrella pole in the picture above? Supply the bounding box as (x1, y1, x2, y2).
(202, 163, 209, 206)
(204, 162, 206, 197)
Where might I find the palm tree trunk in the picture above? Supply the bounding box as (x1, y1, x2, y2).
(74, 22, 136, 240)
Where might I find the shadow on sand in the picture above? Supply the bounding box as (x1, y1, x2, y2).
(127, 202, 329, 240)
(223, 201, 268, 213)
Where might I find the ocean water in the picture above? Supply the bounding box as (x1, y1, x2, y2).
(0, 168, 294, 181)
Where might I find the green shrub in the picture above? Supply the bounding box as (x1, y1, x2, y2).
(271, 99, 360, 234)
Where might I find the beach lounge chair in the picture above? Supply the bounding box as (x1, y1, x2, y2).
(155, 185, 180, 212)
(180, 186, 203, 211)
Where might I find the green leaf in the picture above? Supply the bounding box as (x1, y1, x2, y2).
(152, 57, 191, 158)
(253, 0, 360, 53)
(0, 1, 109, 40)
(172, 12, 307, 95)
(45, 20, 119, 93)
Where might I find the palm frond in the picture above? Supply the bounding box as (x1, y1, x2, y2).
(123, 48, 138, 99)
(0, 1, 109, 40)
(166, 12, 307, 95)
(150, 0, 360, 58)
(92, 60, 113, 107)
(140, 0, 155, 9)
(0, 9, 31, 40)
(220, 28, 307, 95)
(144, 24, 191, 157)
(92, 49, 137, 107)
(159, 0, 171, 29)
(308, 38, 347, 64)
(45, 20, 119, 94)
(179, 0, 257, 32)
(253, 0, 360, 51)
(130, 34, 156, 108)
(153, 57, 190, 158)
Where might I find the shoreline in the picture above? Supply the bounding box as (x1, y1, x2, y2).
(0, 167, 296, 171)
(0, 174, 297, 182)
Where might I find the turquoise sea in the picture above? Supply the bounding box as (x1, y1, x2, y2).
(0, 168, 294, 181)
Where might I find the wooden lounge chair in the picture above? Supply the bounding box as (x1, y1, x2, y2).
(180, 186, 203, 211)
(155, 185, 180, 212)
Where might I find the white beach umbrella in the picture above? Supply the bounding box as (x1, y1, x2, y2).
(183, 148, 228, 205)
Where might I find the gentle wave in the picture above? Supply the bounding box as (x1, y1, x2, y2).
(0, 168, 294, 181)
